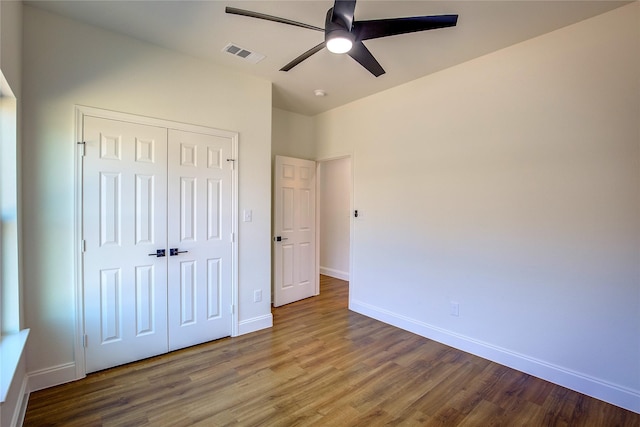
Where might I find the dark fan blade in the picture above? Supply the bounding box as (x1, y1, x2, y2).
(332, 0, 356, 29)
(348, 41, 385, 77)
(353, 15, 458, 41)
(280, 42, 326, 72)
(225, 7, 323, 32)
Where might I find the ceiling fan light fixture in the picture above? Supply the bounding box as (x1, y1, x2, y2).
(326, 32, 354, 54)
(226, 1, 459, 76)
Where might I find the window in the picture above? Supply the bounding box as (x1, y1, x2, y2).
(1, 69, 28, 405)
(1, 70, 19, 334)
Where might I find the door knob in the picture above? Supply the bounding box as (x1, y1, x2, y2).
(170, 248, 189, 256)
(148, 249, 166, 257)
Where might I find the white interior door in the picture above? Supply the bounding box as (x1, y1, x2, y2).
(167, 129, 233, 351)
(273, 155, 316, 307)
(82, 113, 236, 372)
(83, 116, 169, 373)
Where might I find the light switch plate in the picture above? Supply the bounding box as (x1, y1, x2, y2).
(450, 301, 460, 317)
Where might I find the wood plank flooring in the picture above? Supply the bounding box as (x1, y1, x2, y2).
(24, 276, 639, 426)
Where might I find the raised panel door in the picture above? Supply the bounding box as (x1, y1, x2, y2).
(83, 116, 168, 373)
(167, 129, 233, 351)
(273, 156, 316, 307)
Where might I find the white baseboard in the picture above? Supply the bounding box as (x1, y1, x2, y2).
(237, 313, 273, 336)
(350, 299, 640, 414)
(319, 266, 349, 281)
(28, 362, 78, 393)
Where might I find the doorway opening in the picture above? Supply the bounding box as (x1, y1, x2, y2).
(317, 156, 352, 302)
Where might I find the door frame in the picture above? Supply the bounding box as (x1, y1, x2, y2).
(315, 154, 354, 304)
(73, 105, 239, 379)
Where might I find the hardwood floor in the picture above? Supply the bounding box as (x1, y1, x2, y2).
(25, 275, 639, 426)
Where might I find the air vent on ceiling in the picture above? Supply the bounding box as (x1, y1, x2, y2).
(222, 43, 265, 64)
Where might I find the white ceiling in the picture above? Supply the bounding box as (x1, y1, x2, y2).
(27, 0, 629, 116)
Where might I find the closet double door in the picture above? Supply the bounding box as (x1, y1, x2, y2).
(82, 115, 234, 373)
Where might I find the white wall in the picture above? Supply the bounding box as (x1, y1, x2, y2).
(21, 6, 273, 390)
(0, 0, 22, 93)
(271, 108, 315, 161)
(315, 3, 640, 412)
(272, 109, 351, 281)
(319, 158, 351, 280)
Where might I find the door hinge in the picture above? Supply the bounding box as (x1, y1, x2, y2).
(230, 304, 234, 314)
(83, 334, 88, 348)
(226, 158, 235, 170)
(81, 239, 86, 253)
(230, 232, 234, 243)
(77, 141, 86, 156)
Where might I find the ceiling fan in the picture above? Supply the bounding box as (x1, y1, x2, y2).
(225, 0, 458, 77)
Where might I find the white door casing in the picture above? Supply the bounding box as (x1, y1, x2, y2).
(273, 156, 316, 307)
(79, 108, 238, 373)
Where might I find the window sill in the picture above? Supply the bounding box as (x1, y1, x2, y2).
(0, 329, 29, 403)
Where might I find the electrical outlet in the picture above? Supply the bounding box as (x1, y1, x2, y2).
(254, 289, 262, 303)
(450, 301, 460, 317)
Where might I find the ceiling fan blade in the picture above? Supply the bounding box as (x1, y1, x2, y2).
(348, 41, 385, 77)
(280, 42, 326, 72)
(331, 0, 356, 29)
(353, 15, 458, 41)
(225, 7, 324, 32)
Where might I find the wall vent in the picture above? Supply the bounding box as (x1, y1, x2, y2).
(222, 43, 265, 64)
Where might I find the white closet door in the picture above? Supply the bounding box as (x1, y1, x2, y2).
(166, 129, 233, 351)
(83, 116, 169, 373)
